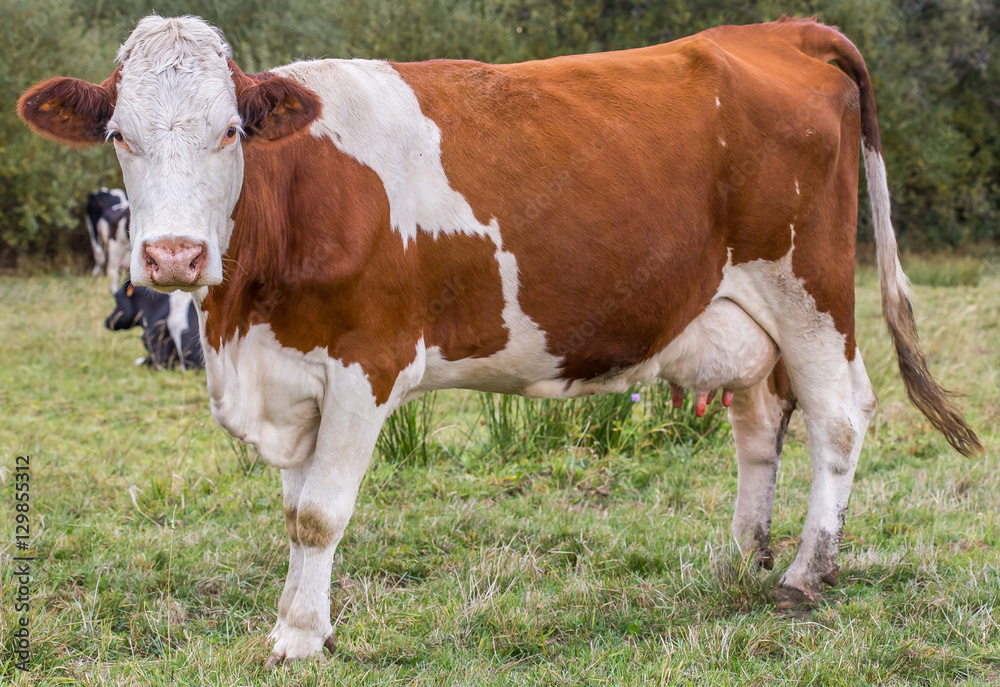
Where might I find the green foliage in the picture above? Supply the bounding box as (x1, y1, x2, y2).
(3, 0, 999, 261)
(0, 0, 121, 265)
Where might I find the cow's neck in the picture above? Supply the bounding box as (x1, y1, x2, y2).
(201, 136, 392, 351)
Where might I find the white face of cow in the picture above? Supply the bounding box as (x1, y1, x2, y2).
(110, 17, 242, 291)
(17, 14, 321, 292)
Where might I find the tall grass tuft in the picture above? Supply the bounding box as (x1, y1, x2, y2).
(639, 382, 728, 449)
(377, 393, 440, 466)
(477, 382, 730, 463)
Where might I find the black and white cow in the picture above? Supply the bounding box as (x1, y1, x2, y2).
(105, 279, 204, 370)
(85, 187, 130, 293)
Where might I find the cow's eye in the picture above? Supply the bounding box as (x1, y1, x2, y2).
(107, 130, 124, 143)
(221, 124, 241, 148)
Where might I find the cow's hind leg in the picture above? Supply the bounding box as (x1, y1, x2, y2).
(729, 359, 796, 569)
(718, 240, 877, 605)
(774, 348, 876, 607)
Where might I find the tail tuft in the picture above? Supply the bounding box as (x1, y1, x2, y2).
(863, 143, 983, 457)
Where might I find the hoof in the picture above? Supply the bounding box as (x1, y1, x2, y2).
(265, 630, 336, 668)
(773, 583, 820, 610)
(820, 566, 840, 587)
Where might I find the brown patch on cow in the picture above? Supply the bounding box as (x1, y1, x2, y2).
(201, 134, 508, 404)
(296, 506, 336, 549)
(18, 65, 120, 147)
(394, 44, 734, 380)
(394, 20, 878, 379)
(698, 23, 863, 359)
(284, 506, 299, 544)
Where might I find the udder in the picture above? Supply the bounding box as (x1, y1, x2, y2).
(655, 297, 779, 415)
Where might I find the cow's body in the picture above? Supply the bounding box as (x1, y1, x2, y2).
(19, 15, 980, 665)
(85, 187, 130, 293)
(106, 279, 204, 370)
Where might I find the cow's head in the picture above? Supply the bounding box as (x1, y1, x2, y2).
(18, 15, 320, 291)
(105, 280, 145, 330)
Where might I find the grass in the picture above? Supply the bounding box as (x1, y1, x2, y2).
(0, 265, 998, 685)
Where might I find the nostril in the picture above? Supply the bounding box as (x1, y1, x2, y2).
(143, 239, 208, 283)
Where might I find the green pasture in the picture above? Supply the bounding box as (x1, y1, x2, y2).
(0, 262, 998, 685)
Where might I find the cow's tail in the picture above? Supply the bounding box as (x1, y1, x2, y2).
(798, 19, 983, 457)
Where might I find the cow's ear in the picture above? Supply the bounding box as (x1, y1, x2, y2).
(229, 59, 321, 142)
(18, 67, 119, 147)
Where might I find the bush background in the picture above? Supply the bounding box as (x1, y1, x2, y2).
(2, 0, 998, 266)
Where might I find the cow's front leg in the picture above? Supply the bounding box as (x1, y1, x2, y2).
(268, 464, 316, 658)
(265, 366, 393, 666)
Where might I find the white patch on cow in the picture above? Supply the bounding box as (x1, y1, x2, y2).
(205, 322, 426, 471)
(96, 218, 111, 246)
(715, 96, 721, 107)
(112, 16, 242, 289)
(166, 291, 192, 370)
(795, 179, 800, 195)
(205, 325, 327, 470)
(267, 59, 564, 393)
(719, 138, 727, 148)
(110, 188, 130, 211)
(273, 59, 489, 245)
(417, 220, 562, 395)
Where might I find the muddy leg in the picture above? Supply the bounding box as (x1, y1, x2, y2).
(775, 351, 876, 607)
(729, 359, 796, 569)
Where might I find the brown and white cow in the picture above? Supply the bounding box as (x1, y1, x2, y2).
(19, 15, 981, 664)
